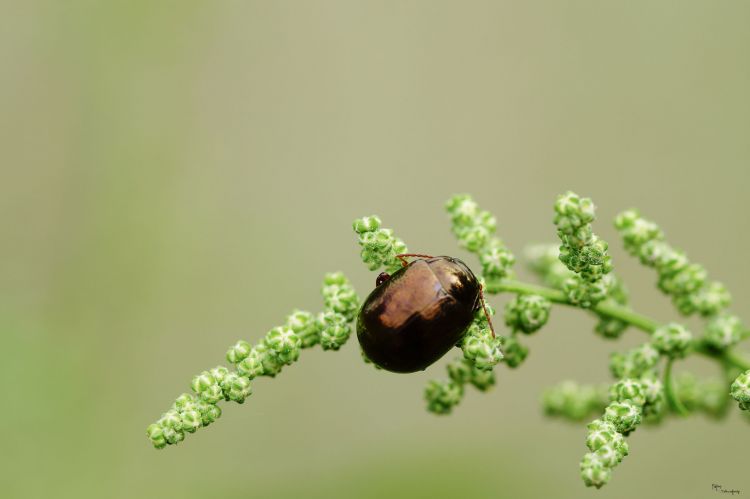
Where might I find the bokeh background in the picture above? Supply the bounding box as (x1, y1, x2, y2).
(2, 1, 749, 498)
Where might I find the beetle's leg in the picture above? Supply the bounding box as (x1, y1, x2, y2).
(394, 253, 435, 267)
(479, 284, 496, 338)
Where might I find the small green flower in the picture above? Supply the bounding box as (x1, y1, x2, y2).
(469, 368, 496, 392)
(594, 444, 620, 468)
(220, 372, 252, 403)
(704, 314, 742, 350)
(446, 357, 473, 385)
(286, 310, 319, 348)
(317, 311, 351, 351)
(254, 343, 283, 377)
(580, 453, 611, 489)
(425, 380, 464, 415)
(322, 273, 360, 321)
(236, 348, 265, 379)
(195, 400, 221, 425)
(265, 326, 302, 356)
(504, 294, 551, 334)
(498, 336, 528, 368)
(162, 426, 185, 445)
(603, 401, 642, 433)
(652, 323, 692, 358)
(609, 379, 646, 407)
(179, 409, 202, 433)
(146, 423, 167, 449)
(585, 419, 627, 459)
(595, 317, 627, 340)
(692, 281, 731, 316)
(730, 370, 750, 408)
(638, 375, 663, 405)
(226, 340, 251, 364)
(610, 343, 660, 379)
(461, 334, 503, 371)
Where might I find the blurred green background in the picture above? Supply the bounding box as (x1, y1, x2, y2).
(2, 1, 749, 498)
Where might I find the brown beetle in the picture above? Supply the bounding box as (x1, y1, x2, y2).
(356, 254, 494, 373)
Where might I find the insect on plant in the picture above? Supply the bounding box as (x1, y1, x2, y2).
(147, 192, 750, 490)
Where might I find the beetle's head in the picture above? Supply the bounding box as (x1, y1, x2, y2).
(376, 272, 391, 286)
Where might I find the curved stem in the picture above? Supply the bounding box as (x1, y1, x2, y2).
(663, 357, 690, 417)
(494, 278, 750, 371)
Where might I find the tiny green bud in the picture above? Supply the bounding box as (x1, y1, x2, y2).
(286, 310, 319, 348)
(704, 314, 742, 350)
(146, 423, 167, 449)
(603, 401, 642, 433)
(317, 311, 351, 350)
(499, 336, 528, 368)
(652, 323, 692, 358)
(609, 379, 646, 407)
(580, 453, 611, 489)
(425, 380, 464, 415)
(236, 349, 265, 379)
(226, 340, 252, 364)
(220, 372, 252, 403)
(504, 294, 551, 334)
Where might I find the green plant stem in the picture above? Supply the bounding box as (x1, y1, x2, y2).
(494, 278, 750, 371)
(663, 357, 690, 417)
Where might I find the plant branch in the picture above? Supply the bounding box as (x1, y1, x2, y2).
(494, 278, 750, 371)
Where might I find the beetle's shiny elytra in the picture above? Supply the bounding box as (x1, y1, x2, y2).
(356, 256, 481, 373)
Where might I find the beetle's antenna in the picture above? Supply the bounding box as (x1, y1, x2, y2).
(395, 253, 435, 268)
(479, 284, 496, 338)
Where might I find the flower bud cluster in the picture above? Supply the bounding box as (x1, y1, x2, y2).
(615, 209, 732, 317)
(353, 216, 408, 273)
(445, 194, 515, 290)
(553, 192, 614, 308)
(147, 273, 358, 449)
(504, 294, 551, 334)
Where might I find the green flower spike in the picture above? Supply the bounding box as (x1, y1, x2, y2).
(615, 209, 732, 317)
(353, 216, 408, 272)
(652, 323, 692, 358)
(445, 194, 515, 290)
(553, 191, 614, 309)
